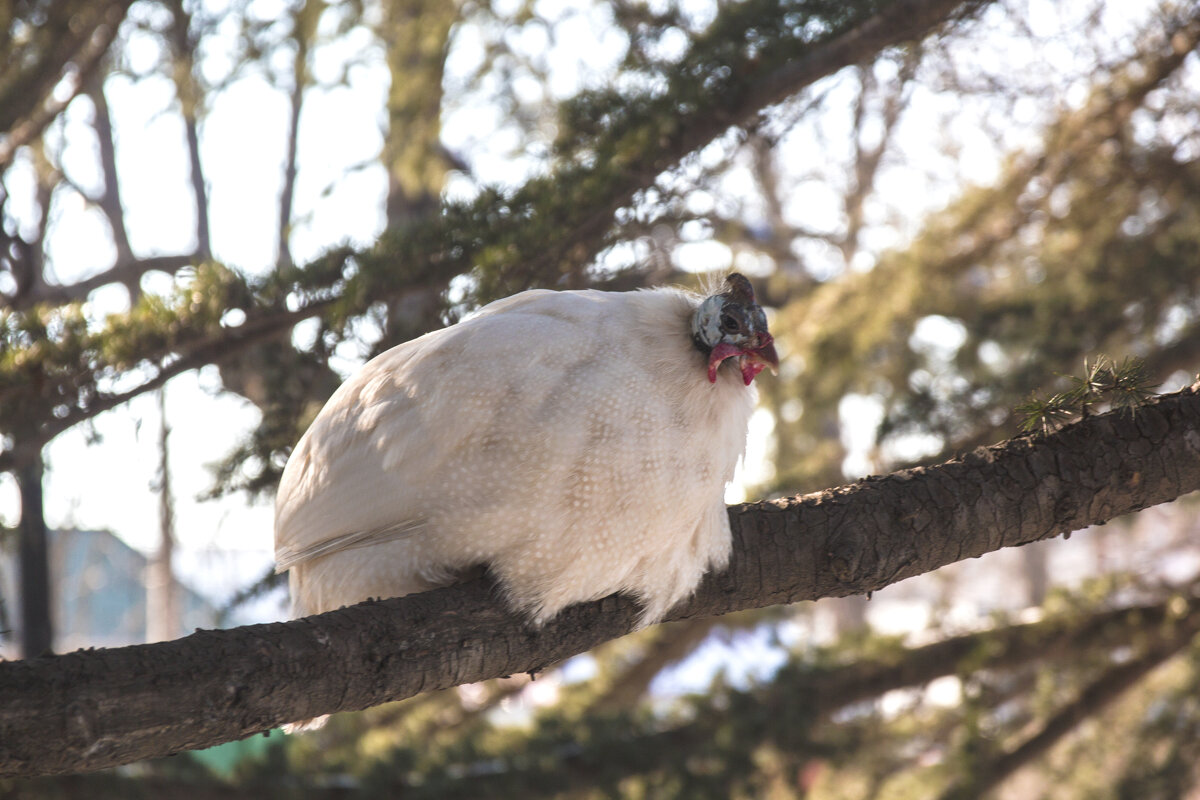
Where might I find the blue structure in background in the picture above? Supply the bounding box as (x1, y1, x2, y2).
(0, 528, 216, 656)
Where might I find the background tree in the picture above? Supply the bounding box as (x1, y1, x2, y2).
(2, 0, 1200, 797)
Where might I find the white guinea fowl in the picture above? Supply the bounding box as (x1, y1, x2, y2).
(274, 273, 778, 630)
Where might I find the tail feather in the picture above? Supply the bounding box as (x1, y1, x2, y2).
(275, 518, 425, 573)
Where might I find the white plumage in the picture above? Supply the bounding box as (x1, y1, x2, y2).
(275, 274, 777, 629)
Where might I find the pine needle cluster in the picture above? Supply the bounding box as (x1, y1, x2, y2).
(1016, 355, 1155, 434)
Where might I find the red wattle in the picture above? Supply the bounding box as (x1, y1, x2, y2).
(740, 359, 765, 385)
(707, 342, 744, 383)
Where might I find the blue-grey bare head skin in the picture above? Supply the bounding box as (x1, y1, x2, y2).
(691, 273, 770, 351)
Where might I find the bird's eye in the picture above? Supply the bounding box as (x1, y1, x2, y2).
(719, 311, 742, 335)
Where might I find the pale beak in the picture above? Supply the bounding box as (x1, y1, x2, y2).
(747, 338, 779, 375)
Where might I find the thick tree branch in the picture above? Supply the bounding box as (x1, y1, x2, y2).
(10, 590, 1192, 797)
(0, 384, 1197, 777)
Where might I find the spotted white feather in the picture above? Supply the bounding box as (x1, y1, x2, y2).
(275, 275, 777, 629)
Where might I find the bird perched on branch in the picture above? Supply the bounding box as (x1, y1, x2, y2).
(274, 273, 778, 629)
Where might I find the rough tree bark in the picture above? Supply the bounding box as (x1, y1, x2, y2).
(0, 383, 1198, 777)
(14, 592, 1196, 798)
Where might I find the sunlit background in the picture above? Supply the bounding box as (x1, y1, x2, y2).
(3, 0, 1200, 790)
(1, 0, 1178, 621)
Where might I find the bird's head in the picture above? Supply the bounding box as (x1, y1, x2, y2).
(691, 273, 779, 386)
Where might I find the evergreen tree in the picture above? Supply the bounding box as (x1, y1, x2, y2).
(2, 0, 1200, 796)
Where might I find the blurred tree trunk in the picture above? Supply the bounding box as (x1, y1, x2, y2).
(145, 391, 179, 643)
(381, 0, 458, 226)
(216, 0, 463, 494)
(826, 594, 869, 635)
(1020, 541, 1049, 608)
(375, 0, 462, 350)
(16, 451, 51, 658)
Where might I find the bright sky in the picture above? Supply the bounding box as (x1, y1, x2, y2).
(0, 0, 1161, 632)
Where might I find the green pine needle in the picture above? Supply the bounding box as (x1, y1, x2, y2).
(1017, 355, 1155, 433)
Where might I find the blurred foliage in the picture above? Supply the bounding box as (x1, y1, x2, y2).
(0, 0, 933, 485)
(764, 12, 1200, 491)
(2, 0, 1200, 796)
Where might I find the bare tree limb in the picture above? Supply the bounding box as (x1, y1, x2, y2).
(87, 75, 133, 268)
(3, 254, 202, 310)
(842, 46, 920, 265)
(0, 383, 1197, 777)
(276, 0, 321, 271)
(1, 0, 991, 461)
(164, 0, 212, 259)
(0, 1, 134, 169)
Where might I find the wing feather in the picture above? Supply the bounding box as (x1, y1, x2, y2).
(274, 518, 425, 573)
